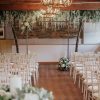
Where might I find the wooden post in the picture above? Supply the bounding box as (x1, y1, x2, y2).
(75, 19, 83, 52)
(12, 27, 19, 53)
(26, 26, 28, 55)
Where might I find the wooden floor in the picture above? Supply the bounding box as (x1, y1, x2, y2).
(36, 64, 83, 100)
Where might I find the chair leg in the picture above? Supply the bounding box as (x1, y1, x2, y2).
(70, 65, 73, 77)
(74, 72, 77, 84)
(83, 85, 85, 100)
(70, 66, 72, 76)
(74, 70, 78, 84)
(83, 84, 88, 100)
(73, 68, 75, 80)
(78, 75, 81, 88)
(86, 87, 88, 100)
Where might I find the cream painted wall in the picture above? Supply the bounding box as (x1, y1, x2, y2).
(0, 40, 13, 53)
(84, 22, 100, 44)
(12, 44, 99, 62)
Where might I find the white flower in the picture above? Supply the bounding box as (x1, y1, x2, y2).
(24, 22, 29, 27)
(40, 88, 47, 95)
(0, 90, 7, 96)
(21, 26, 25, 30)
(61, 64, 65, 67)
(16, 86, 54, 100)
(24, 93, 39, 100)
(43, 98, 49, 100)
(48, 91, 54, 99)
(5, 92, 12, 100)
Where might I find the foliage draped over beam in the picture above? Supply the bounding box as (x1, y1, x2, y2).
(0, 10, 100, 32)
(0, 10, 100, 52)
(0, 10, 100, 35)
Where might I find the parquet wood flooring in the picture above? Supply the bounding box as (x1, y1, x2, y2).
(36, 64, 83, 100)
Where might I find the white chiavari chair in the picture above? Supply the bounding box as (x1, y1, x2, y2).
(87, 62, 99, 100)
(19, 63, 32, 86)
(69, 52, 76, 76)
(82, 57, 98, 100)
(0, 53, 39, 88)
(29, 58, 39, 86)
(72, 53, 84, 84)
(0, 63, 9, 86)
(69, 52, 100, 100)
(92, 70, 100, 100)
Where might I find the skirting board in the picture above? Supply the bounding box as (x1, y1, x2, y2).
(38, 62, 59, 65)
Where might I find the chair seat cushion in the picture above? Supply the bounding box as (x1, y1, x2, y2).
(93, 92, 100, 99)
(88, 85, 98, 92)
(83, 79, 97, 85)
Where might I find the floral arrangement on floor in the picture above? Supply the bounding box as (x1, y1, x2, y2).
(0, 85, 54, 100)
(0, 90, 11, 100)
(0, 85, 12, 100)
(58, 57, 69, 71)
(17, 85, 54, 100)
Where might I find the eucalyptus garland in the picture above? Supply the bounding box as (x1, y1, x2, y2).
(0, 10, 100, 35)
(0, 85, 54, 100)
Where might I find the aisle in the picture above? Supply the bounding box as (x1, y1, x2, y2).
(37, 64, 83, 100)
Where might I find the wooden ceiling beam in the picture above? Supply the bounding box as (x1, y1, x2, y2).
(0, 2, 100, 10)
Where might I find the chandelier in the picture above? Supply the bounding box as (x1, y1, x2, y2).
(40, 0, 72, 30)
(40, 6, 60, 18)
(41, 0, 72, 7)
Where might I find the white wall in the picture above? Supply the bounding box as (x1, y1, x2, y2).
(12, 45, 68, 62)
(84, 22, 100, 44)
(12, 44, 99, 62)
(12, 38, 81, 62)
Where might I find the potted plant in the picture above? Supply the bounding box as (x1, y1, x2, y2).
(58, 57, 69, 71)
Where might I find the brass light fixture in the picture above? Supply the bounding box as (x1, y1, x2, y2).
(40, 6, 60, 18)
(40, 0, 72, 30)
(41, 0, 72, 7)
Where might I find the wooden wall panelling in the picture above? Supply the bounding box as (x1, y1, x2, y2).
(0, 2, 100, 10)
(0, 40, 14, 53)
(0, 0, 100, 3)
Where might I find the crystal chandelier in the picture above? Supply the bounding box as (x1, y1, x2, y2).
(39, 6, 60, 30)
(40, 6, 60, 18)
(41, 0, 72, 7)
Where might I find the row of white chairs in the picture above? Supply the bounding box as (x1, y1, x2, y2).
(0, 53, 39, 87)
(69, 52, 100, 100)
(0, 53, 37, 63)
